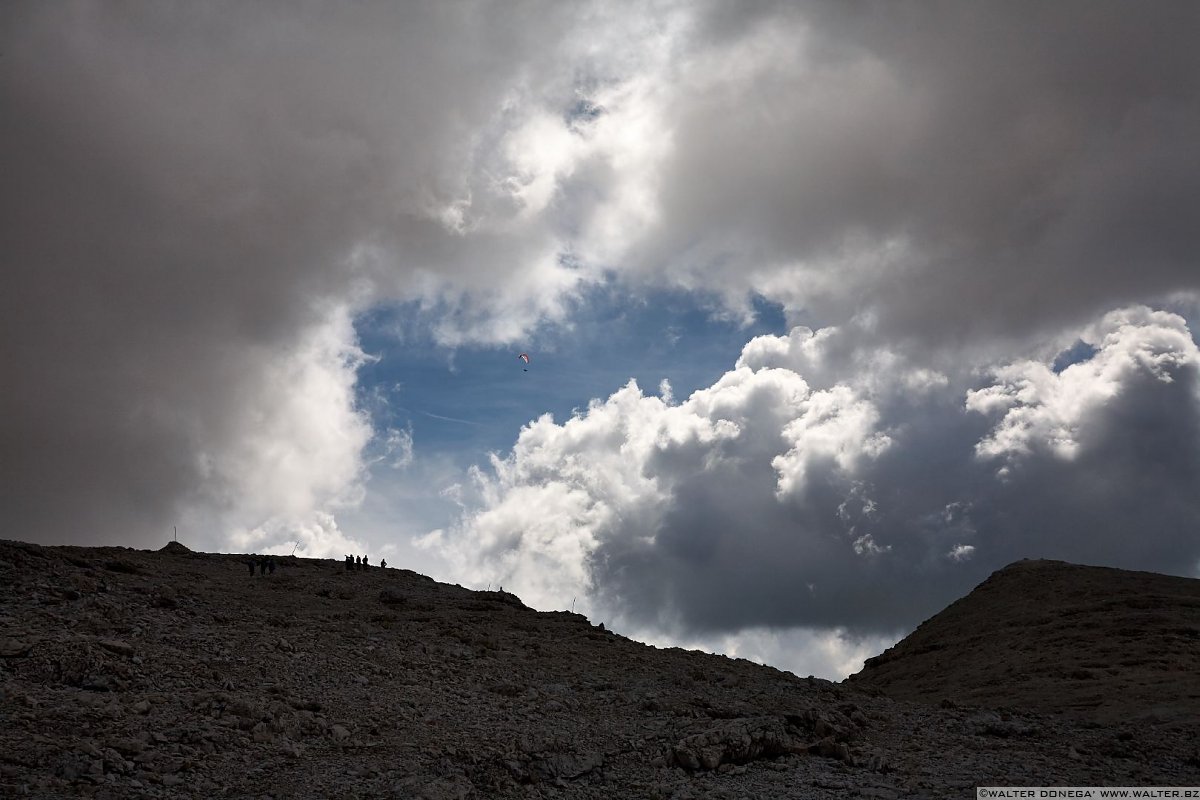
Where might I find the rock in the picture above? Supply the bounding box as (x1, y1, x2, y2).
(98, 639, 134, 657)
(107, 737, 144, 756)
(864, 750, 890, 773)
(529, 750, 605, 781)
(56, 754, 91, 781)
(379, 589, 407, 606)
(155, 758, 184, 775)
(968, 711, 1036, 738)
(846, 560, 1200, 723)
(1, 541, 1195, 798)
(815, 737, 854, 765)
(669, 717, 805, 771)
(0, 638, 33, 658)
(229, 698, 257, 718)
(289, 698, 322, 713)
(392, 774, 475, 800)
(150, 588, 178, 608)
(278, 738, 304, 759)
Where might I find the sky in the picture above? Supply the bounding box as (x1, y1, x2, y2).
(4, 0, 1200, 680)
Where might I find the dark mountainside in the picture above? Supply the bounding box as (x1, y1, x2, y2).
(845, 559, 1200, 724)
(1, 542, 1196, 799)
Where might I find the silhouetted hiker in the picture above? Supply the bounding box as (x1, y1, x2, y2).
(248, 556, 256, 577)
(258, 557, 268, 576)
(345, 554, 352, 572)
(268, 558, 276, 575)
(355, 555, 361, 570)
(380, 559, 387, 569)
(362, 556, 369, 570)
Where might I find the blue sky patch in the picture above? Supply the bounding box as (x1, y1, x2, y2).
(1051, 339, 1098, 374)
(353, 288, 789, 466)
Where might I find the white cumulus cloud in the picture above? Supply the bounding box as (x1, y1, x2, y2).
(431, 305, 1200, 676)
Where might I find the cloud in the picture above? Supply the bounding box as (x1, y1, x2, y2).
(178, 304, 375, 554)
(0, 2, 675, 549)
(432, 305, 1200, 675)
(967, 307, 1200, 467)
(4, 0, 1198, 582)
(601, 1, 1200, 340)
(631, 625, 897, 684)
(379, 426, 415, 471)
(229, 511, 360, 561)
(947, 544, 976, 563)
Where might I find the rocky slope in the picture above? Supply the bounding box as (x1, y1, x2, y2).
(1, 541, 1197, 799)
(845, 559, 1200, 724)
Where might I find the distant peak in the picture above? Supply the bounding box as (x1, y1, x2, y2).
(996, 558, 1070, 572)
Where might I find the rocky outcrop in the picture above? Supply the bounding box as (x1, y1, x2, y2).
(1, 541, 1196, 798)
(846, 559, 1200, 723)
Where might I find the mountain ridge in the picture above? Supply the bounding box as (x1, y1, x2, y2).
(2, 540, 1196, 798)
(845, 558, 1200, 723)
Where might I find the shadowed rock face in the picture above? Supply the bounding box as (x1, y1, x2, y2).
(845, 559, 1200, 723)
(1, 542, 1197, 798)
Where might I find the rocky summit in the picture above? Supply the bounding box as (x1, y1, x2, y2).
(1, 542, 1196, 799)
(846, 559, 1200, 724)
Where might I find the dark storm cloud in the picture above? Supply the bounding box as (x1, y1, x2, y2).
(638, 0, 1200, 340)
(677, 312, 1199, 636)
(0, 1, 582, 547)
(438, 309, 1200, 643)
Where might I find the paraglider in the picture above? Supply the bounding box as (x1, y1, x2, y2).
(518, 353, 530, 372)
